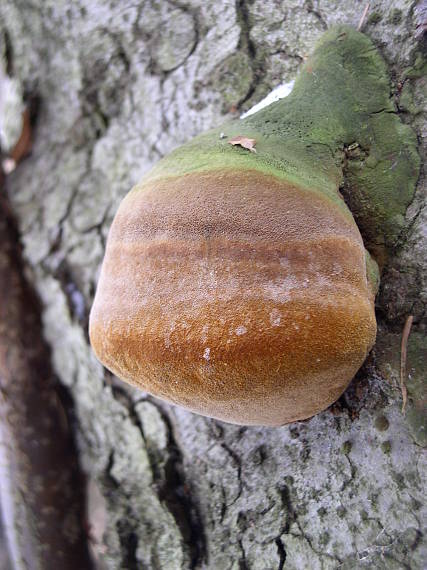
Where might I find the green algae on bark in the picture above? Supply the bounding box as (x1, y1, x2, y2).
(136, 26, 420, 262)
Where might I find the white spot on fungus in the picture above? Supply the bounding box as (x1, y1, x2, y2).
(270, 309, 281, 327)
(203, 347, 211, 361)
(235, 325, 247, 336)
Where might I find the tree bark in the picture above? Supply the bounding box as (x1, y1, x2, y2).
(0, 183, 92, 569)
(0, 1, 425, 569)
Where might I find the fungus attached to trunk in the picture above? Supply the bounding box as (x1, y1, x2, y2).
(89, 26, 419, 426)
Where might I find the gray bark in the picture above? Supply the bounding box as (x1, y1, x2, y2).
(0, 1, 426, 569)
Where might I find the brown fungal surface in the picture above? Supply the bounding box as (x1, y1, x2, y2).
(89, 169, 377, 426)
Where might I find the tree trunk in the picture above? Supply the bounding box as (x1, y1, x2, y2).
(0, 182, 92, 570)
(0, 1, 425, 569)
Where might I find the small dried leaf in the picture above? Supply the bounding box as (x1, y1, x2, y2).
(228, 135, 257, 153)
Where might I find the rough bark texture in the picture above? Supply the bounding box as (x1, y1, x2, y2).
(0, 1, 426, 569)
(0, 186, 93, 570)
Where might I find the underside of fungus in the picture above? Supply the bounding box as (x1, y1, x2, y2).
(89, 26, 419, 426)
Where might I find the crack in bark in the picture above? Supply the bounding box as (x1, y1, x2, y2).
(134, 0, 200, 77)
(234, 0, 266, 109)
(52, 258, 89, 331)
(164, 0, 200, 73)
(275, 536, 286, 570)
(304, 0, 328, 30)
(110, 387, 207, 569)
(219, 441, 243, 508)
(101, 449, 141, 568)
(79, 28, 131, 139)
(279, 483, 343, 566)
(278, 484, 295, 534)
(1, 28, 14, 76)
(141, 398, 208, 569)
(238, 539, 248, 570)
(116, 518, 139, 570)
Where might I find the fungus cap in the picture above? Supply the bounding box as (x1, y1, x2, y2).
(87, 26, 399, 426)
(89, 168, 377, 426)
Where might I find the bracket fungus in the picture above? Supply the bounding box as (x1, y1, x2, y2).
(89, 27, 419, 426)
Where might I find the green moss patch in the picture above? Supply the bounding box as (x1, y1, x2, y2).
(137, 26, 420, 264)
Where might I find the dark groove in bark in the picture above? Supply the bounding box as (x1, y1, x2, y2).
(304, 0, 328, 30)
(278, 484, 295, 533)
(0, 175, 92, 569)
(2, 29, 14, 76)
(109, 385, 208, 569)
(235, 0, 266, 109)
(275, 536, 287, 570)
(54, 259, 90, 334)
(117, 518, 139, 570)
(238, 539, 248, 570)
(140, 398, 208, 569)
